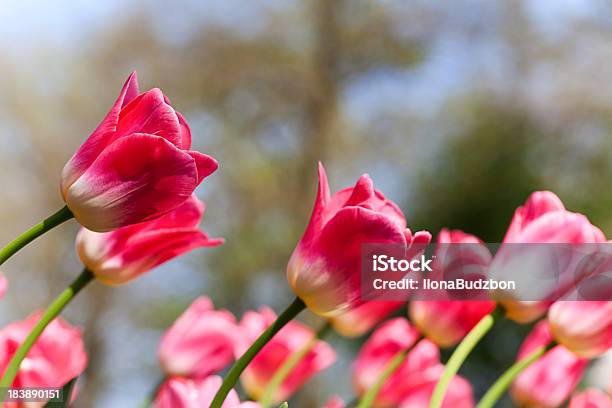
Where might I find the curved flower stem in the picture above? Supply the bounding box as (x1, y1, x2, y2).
(260, 322, 332, 408)
(211, 297, 306, 408)
(476, 345, 549, 408)
(0, 268, 93, 398)
(356, 337, 422, 408)
(0, 206, 73, 266)
(429, 310, 499, 408)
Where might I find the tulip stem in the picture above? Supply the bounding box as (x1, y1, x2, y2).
(429, 310, 499, 408)
(0, 206, 73, 266)
(211, 297, 306, 408)
(356, 339, 421, 408)
(0, 268, 93, 397)
(476, 345, 549, 408)
(260, 322, 331, 408)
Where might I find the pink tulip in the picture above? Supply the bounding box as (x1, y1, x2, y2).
(61, 72, 218, 232)
(512, 321, 588, 408)
(569, 389, 612, 408)
(352, 318, 473, 407)
(493, 191, 605, 323)
(330, 300, 404, 337)
(236, 307, 336, 404)
(154, 375, 259, 408)
(287, 163, 431, 317)
(322, 396, 345, 408)
(410, 229, 495, 347)
(0, 272, 6, 299)
(549, 301, 612, 358)
(76, 195, 223, 284)
(158, 297, 237, 378)
(0, 312, 87, 406)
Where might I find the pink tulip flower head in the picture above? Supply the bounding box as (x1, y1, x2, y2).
(568, 389, 612, 408)
(159, 296, 238, 378)
(154, 375, 260, 408)
(76, 195, 223, 284)
(288, 163, 431, 317)
(410, 229, 495, 348)
(61, 72, 218, 232)
(352, 317, 474, 407)
(235, 307, 336, 404)
(492, 191, 605, 323)
(549, 300, 612, 358)
(0, 312, 87, 406)
(511, 321, 588, 408)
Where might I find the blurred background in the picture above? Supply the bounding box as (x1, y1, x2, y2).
(0, 0, 611, 406)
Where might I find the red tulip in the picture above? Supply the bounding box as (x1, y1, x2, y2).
(154, 375, 259, 408)
(0, 312, 87, 406)
(410, 229, 495, 347)
(492, 191, 605, 323)
(235, 307, 336, 404)
(287, 163, 430, 317)
(158, 297, 237, 378)
(568, 389, 612, 408)
(76, 195, 222, 284)
(61, 72, 218, 232)
(352, 318, 473, 407)
(549, 301, 612, 358)
(511, 321, 588, 408)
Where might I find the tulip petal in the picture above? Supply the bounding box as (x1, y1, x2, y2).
(116, 89, 182, 147)
(176, 111, 192, 149)
(61, 72, 140, 191)
(65, 134, 199, 232)
(187, 151, 219, 184)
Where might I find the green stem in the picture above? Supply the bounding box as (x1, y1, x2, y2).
(476, 345, 549, 408)
(210, 297, 306, 408)
(0, 206, 73, 266)
(260, 322, 331, 408)
(429, 312, 498, 408)
(356, 338, 422, 408)
(0, 269, 93, 398)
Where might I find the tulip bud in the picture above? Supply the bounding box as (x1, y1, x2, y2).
(511, 321, 588, 408)
(493, 191, 605, 323)
(287, 163, 430, 317)
(0, 312, 87, 395)
(549, 301, 612, 358)
(158, 297, 237, 378)
(62, 72, 218, 232)
(154, 375, 259, 408)
(76, 195, 223, 285)
(236, 307, 335, 404)
(410, 229, 495, 347)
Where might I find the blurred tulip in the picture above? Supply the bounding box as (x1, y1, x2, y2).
(155, 375, 259, 408)
(0, 312, 87, 407)
(0, 272, 6, 299)
(329, 300, 403, 337)
(410, 229, 494, 347)
(512, 321, 588, 408)
(61, 72, 218, 232)
(76, 195, 223, 284)
(568, 389, 612, 408)
(493, 191, 605, 323)
(287, 163, 431, 317)
(235, 307, 336, 404)
(352, 318, 473, 407)
(549, 301, 612, 358)
(322, 396, 345, 408)
(159, 297, 237, 378)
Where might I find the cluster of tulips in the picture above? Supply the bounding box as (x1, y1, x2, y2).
(0, 72, 610, 408)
